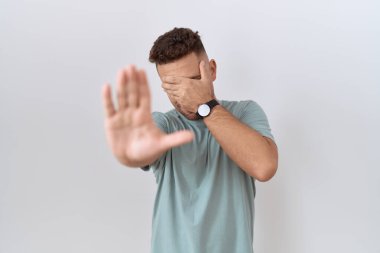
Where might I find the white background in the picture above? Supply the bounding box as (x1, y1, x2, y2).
(1, 0, 379, 252)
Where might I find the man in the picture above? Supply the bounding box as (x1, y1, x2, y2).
(101, 27, 278, 253)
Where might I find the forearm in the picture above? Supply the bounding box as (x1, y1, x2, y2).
(204, 105, 278, 181)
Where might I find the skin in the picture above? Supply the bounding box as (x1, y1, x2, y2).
(101, 52, 278, 181)
(158, 52, 217, 120)
(101, 66, 194, 167)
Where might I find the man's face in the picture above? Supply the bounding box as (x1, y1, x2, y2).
(157, 52, 216, 120)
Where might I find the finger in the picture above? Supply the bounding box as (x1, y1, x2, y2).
(127, 65, 139, 108)
(102, 83, 116, 117)
(199, 60, 210, 81)
(161, 82, 179, 91)
(160, 130, 194, 149)
(138, 69, 151, 111)
(164, 89, 181, 98)
(117, 69, 128, 110)
(162, 76, 184, 84)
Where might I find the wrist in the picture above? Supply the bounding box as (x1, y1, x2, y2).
(204, 103, 222, 117)
(196, 99, 219, 119)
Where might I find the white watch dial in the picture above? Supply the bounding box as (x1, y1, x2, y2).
(198, 104, 211, 117)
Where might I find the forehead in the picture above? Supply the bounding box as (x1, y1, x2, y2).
(157, 52, 201, 79)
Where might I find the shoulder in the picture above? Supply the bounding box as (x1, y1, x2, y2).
(221, 99, 275, 140)
(151, 109, 180, 132)
(219, 99, 259, 108)
(152, 109, 178, 122)
(219, 99, 262, 117)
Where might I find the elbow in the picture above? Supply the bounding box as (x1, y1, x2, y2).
(255, 171, 275, 182)
(255, 145, 279, 182)
(252, 161, 278, 182)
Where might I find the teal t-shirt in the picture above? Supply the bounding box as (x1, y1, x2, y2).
(144, 100, 275, 253)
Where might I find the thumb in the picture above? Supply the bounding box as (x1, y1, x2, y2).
(160, 130, 194, 150)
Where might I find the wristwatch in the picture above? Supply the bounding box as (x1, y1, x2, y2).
(196, 99, 219, 119)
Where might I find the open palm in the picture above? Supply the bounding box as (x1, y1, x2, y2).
(101, 65, 194, 167)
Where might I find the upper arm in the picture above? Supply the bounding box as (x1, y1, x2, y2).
(240, 100, 275, 142)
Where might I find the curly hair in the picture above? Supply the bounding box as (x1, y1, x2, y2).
(149, 27, 206, 65)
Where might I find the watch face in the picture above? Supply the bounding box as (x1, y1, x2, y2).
(198, 104, 211, 117)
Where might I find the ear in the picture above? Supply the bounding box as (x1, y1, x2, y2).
(209, 59, 217, 81)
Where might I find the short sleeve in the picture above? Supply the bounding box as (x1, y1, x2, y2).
(151, 111, 169, 134)
(239, 100, 275, 142)
(141, 112, 169, 172)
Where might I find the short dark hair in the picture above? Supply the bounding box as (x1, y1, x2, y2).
(149, 27, 206, 65)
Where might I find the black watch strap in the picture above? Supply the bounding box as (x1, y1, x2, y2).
(207, 99, 219, 109)
(196, 99, 219, 119)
